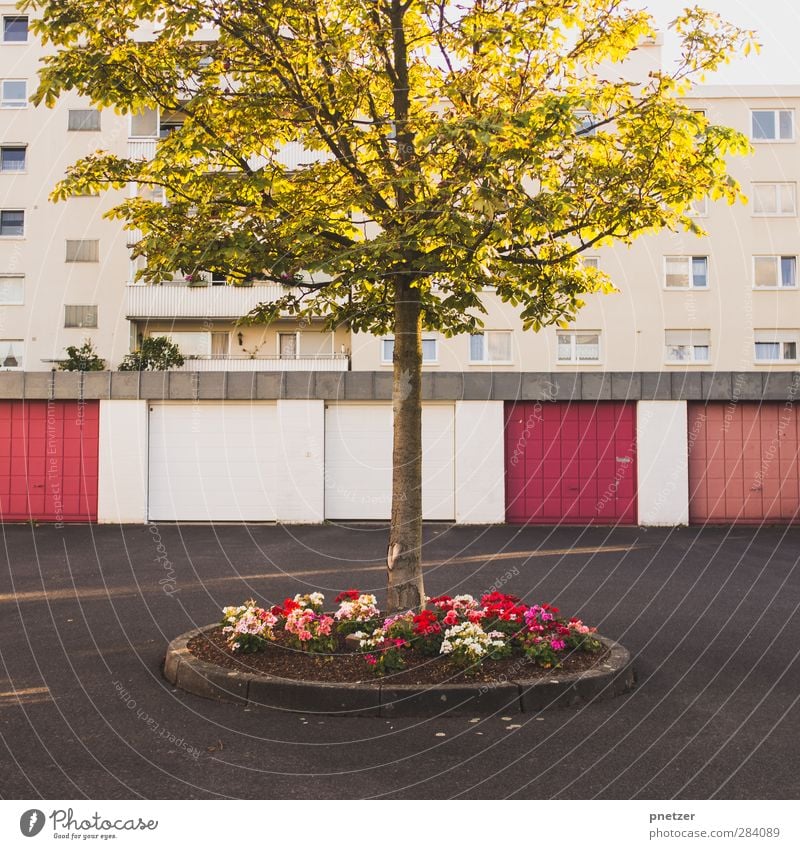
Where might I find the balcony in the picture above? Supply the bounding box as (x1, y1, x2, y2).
(126, 282, 290, 319)
(127, 138, 330, 169)
(170, 354, 349, 371)
(128, 138, 157, 160)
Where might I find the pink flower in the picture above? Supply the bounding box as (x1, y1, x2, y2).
(443, 610, 459, 626)
(467, 610, 484, 623)
(550, 639, 566, 651)
(364, 654, 377, 666)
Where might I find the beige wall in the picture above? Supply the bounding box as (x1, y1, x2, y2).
(353, 89, 800, 373)
(3, 12, 799, 375)
(0, 8, 130, 371)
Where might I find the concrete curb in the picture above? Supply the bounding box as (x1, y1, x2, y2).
(164, 625, 635, 717)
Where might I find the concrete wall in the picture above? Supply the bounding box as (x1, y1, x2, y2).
(97, 400, 148, 523)
(455, 401, 505, 523)
(275, 400, 325, 522)
(636, 401, 690, 526)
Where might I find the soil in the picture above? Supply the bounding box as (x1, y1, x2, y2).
(187, 626, 610, 686)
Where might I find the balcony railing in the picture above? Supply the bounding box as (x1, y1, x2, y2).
(171, 355, 349, 372)
(126, 282, 291, 319)
(128, 138, 157, 160)
(127, 138, 331, 170)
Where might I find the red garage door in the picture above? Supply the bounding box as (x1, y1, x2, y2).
(506, 402, 637, 524)
(0, 401, 99, 522)
(688, 402, 800, 523)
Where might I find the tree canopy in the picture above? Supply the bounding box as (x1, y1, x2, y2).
(28, 0, 754, 335)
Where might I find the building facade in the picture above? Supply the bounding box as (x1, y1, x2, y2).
(1, 11, 799, 527)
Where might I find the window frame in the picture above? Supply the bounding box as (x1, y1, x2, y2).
(0, 339, 23, 370)
(0, 144, 26, 173)
(64, 305, 98, 329)
(664, 329, 712, 365)
(67, 109, 101, 132)
(0, 209, 24, 237)
(0, 79, 26, 109)
(754, 331, 799, 364)
(556, 330, 602, 365)
(752, 182, 797, 217)
(468, 330, 513, 365)
(382, 335, 439, 365)
(750, 109, 795, 143)
(663, 255, 709, 290)
(0, 274, 24, 305)
(752, 255, 798, 290)
(65, 239, 99, 262)
(1, 16, 28, 44)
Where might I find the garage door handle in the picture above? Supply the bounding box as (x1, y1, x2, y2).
(32, 483, 44, 489)
(616, 457, 632, 464)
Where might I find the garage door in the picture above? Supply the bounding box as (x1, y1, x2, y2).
(688, 402, 800, 523)
(324, 404, 455, 520)
(148, 403, 278, 521)
(505, 402, 637, 524)
(0, 401, 99, 522)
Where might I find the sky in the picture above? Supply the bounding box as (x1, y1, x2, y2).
(642, 0, 800, 84)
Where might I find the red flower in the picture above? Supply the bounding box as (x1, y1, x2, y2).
(334, 589, 361, 603)
(271, 598, 300, 617)
(428, 594, 454, 611)
(412, 609, 442, 636)
(443, 609, 459, 626)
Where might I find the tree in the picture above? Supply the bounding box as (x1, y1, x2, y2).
(118, 336, 185, 371)
(27, 0, 754, 610)
(58, 339, 106, 371)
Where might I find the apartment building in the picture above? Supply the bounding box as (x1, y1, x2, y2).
(1, 11, 799, 528)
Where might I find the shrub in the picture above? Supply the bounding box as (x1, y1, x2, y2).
(118, 336, 184, 371)
(58, 339, 106, 371)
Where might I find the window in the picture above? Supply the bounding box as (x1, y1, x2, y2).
(0, 339, 22, 369)
(64, 305, 98, 329)
(665, 330, 711, 363)
(0, 145, 25, 172)
(753, 256, 797, 289)
(130, 107, 158, 137)
(0, 275, 23, 304)
(299, 331, 334, 356)
(753, 183, 796, 216)
(689, 197, 708, 217)
(557, 331, 601, 363)
(2, 16, 27, 43)
(2, 16, 27, 44)
(1, 79, 26, 108)
(754, 331, 798, 363)
(382, 336, 438, 363)
(68, 109, 101, 131)
(751, 109, 794, 141)
(583, 256, 599, 269)
(163, 331, 210, 357)
(0, 210, 24, 236)
(211, 332, 229, 357)
(469, 330, 512, 363)
(65, 240, 99, 262)
(575, 110, 597, 136)
(665, 256, 708, 289)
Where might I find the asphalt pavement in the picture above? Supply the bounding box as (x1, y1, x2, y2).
(0, 521, 798, 799)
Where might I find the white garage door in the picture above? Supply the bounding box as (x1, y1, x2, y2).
(324, 404, 455, 520)
(148, 403, 278, 521)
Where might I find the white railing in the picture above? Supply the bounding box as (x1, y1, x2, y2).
(171, 355, 349, 372)
(128, 138, 157, 160)
(126, 282, 291, 319)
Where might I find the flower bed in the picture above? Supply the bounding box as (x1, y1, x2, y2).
(200, 590, 607, 685)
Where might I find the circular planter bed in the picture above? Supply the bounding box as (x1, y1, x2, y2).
(164, 591, 635, 717)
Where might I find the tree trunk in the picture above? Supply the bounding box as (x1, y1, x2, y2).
(387, 275, 425, 612)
